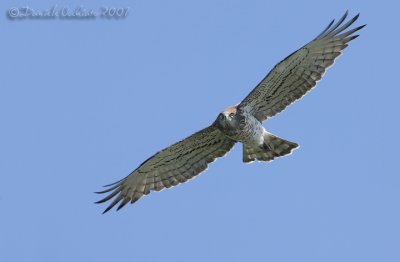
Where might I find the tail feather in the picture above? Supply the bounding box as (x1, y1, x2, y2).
(243, 133, 299, 163)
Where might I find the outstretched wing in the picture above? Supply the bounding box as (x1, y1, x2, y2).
(238, 11, 365, 122)
(96, 125, 235, 213)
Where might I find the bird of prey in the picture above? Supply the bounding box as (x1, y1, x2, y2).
(96, 11, 365, 213)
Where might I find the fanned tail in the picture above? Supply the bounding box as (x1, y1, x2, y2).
(243, 133, 299, 163)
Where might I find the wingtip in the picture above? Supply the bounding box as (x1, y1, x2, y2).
(338, 10, 350, 24)
(95, 197, 109, 204)
(116, 198, 130, 211)
(102, 206, 113, 214)
(95, 189, 109, 194)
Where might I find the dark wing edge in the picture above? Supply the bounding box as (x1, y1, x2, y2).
(238, 11, 366, 121)
(95, 125, 235, 213)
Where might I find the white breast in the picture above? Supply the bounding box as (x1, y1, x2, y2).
(241, 112, 265, 146)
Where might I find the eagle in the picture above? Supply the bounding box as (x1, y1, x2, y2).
(96, 11, 365, 213)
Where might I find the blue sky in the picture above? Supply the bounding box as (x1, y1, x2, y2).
(1, 0, 399, 261)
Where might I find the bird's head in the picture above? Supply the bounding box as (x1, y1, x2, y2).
(215, 105, 238, 131)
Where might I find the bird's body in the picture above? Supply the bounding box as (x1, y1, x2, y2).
(215, 105, 296, 162)
(96, 11, 365, 213)
(236, 109, 265, 147)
